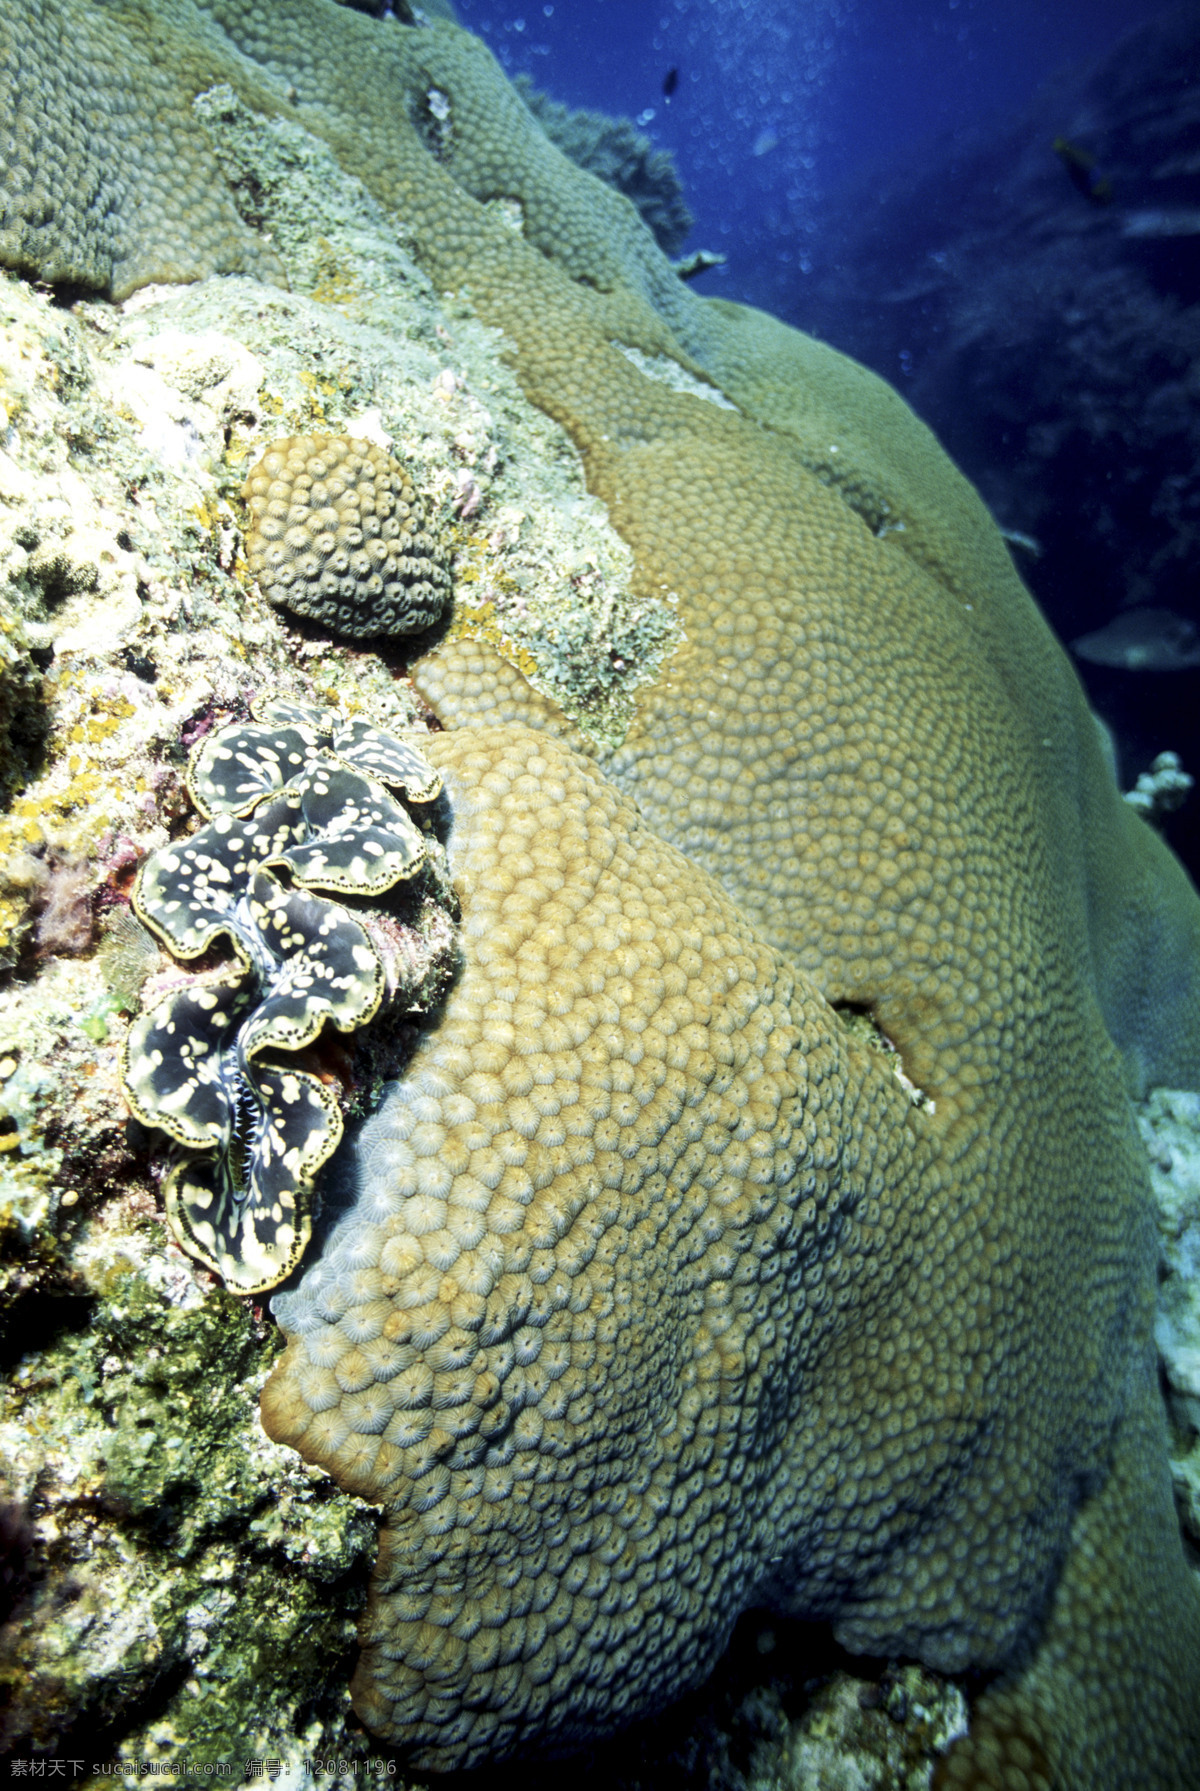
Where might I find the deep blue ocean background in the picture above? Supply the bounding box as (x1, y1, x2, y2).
(452, 0, 1200, 877)
(451, 0, 1164, 322)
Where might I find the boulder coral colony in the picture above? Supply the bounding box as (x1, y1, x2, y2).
(1, 1, 1199, 1787)
(241, 433, 453, 637)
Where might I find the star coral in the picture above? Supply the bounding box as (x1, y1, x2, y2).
(263, 723, 936, 1765)
(3, 3, 1200, 1786)
(242, 434, 452, 639)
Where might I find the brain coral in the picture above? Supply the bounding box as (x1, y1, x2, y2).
(242, 435, 451, 639)
(7, 3, 1200, 1785)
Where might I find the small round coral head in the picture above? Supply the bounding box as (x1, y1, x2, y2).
(241, 434, 451, 639)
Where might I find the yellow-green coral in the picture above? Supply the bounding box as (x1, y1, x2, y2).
(261, 723, 970, 1766)
(5, 3, 1200, 1785)
(0, 0, 285, 297)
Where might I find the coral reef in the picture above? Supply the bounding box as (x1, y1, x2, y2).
(260, 722, 964, 1768)
(0, 587, 43, 819)
(0, 71, 669, 1769)
(1127, 751, 1194, 823)
(243, 435, 452, 638)
(514, 75, 694, 259)
(0, 1232, 377, 1772)
(0, 0, 284, 299)
(1139, 1088, 1200, 1552)
(0, 4, 1199, 1787)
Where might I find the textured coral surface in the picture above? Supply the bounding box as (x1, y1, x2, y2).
(264, 723, 896, 1760)
(0, 207, 665, 1775)
(242, 435, 451, 638)
(3, 3, 1200, 1787)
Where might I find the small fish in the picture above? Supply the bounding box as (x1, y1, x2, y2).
(1122, 207, 1200, 239)
(662, 66, 679, 102)
(673, 248, 727, 282)
(1071, 608, 1200, 671)
(1053, 137, 1113, 205)
(998, 525, 1042, 559)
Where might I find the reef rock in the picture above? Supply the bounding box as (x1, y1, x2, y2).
(0, 5, 1199, 1788)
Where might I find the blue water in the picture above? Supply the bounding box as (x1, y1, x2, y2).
(450, 0, 1168, 323)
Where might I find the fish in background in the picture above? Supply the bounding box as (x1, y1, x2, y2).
(1053, 135, 1114, 203)
(1072, 607, 1200, 671)
(662, 65, 678, 102)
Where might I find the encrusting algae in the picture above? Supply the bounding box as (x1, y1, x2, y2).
(0, 89, 673, 1773)
(1, 2, 1199, 1786)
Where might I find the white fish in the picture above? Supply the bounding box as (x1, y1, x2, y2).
(1071, 607, 1200, 671)
(1122, 208, 1200, 238)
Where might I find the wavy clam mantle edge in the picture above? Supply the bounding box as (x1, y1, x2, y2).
(2, 2, 1199, 1784)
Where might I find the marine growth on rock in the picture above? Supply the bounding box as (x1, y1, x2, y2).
(5, 4, 1200, 1787)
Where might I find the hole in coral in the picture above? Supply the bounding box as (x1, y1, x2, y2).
(0, 1286, 96, 1376)
(121, 645, 156, 683)
(832, 1000, 934, 1113)
(411, 86, 454, 160)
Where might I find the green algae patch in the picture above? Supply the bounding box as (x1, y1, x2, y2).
(0, 1192, 377, 1772)
(88, 1284, 280, 1540)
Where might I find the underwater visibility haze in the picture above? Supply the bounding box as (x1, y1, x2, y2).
(0, 0, 1198, 1786)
